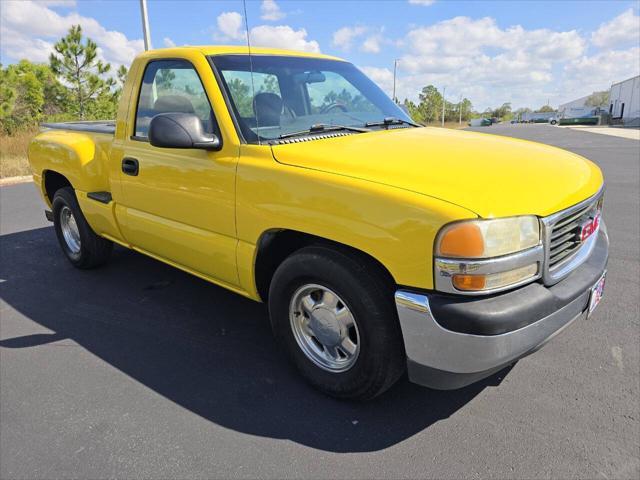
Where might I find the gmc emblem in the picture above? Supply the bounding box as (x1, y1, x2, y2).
(581, 213, 601, 242)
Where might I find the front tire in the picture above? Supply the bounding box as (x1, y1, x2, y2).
(52, 187, 112, 269)
(268, 246, 406, 400)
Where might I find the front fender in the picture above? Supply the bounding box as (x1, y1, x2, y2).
(236, 146, 477, 291)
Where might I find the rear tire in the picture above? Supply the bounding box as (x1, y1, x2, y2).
(268, 245, 406, 400)
(52, 187, 112, 269)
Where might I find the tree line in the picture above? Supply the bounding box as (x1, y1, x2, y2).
(402, 86, 474, 124)
(0, 25, 126, 135)
(401, 87, 574, 125)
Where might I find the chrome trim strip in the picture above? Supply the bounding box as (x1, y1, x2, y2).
(434, 244, 544, 295)
(542, 185, 604, 225)
(395, 291, 429, 313)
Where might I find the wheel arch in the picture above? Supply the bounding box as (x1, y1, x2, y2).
(43, 170, 73, 204)
(254, 229, 397, 302)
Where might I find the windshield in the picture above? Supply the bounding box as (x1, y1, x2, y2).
(210, 55, 413, 142)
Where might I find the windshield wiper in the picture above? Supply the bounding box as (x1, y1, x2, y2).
(365, 117, 421, 128)
(278, 123, 370, 140)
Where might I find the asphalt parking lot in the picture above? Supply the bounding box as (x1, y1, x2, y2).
(1, 124, 639, 479)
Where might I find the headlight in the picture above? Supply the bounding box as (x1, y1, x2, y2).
(434, 216, 543, 295)
(436, 216, 540, 258)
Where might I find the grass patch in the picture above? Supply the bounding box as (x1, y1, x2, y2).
(0, 128, 37, 178)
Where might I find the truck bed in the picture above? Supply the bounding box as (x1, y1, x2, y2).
(40, 120, 115, 135)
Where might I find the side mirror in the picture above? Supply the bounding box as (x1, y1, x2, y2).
(148, 112, 221, 151)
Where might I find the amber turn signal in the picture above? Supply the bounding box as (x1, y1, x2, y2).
(438, 222, 484, 257)
(452, 274, 486, 291)
(451, 264, 538, 292)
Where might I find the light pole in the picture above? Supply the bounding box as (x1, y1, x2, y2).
(458, 94, 463, 125)
(392, 59, 400, 104)
(140, 0, 152, 50)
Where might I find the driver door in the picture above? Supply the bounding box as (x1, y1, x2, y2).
(117, 59, 239, 287)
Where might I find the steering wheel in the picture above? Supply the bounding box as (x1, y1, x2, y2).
(320, 103, 348, 114)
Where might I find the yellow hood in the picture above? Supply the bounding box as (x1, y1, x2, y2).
(271, 127, 603, 218)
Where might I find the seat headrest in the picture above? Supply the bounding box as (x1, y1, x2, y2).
(154, 95, 195, 114)
(253, 92, 283, 127)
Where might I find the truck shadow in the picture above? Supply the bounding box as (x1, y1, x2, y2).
(0, 227, 511, 453)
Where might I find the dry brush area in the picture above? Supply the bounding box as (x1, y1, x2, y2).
(0, 129, 37, 178)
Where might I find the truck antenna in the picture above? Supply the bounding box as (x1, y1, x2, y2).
(243, 0, 260, 145)
(139, 0, 152, 50)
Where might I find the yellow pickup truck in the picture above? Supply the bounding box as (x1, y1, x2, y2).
(28, 46, 608, 400)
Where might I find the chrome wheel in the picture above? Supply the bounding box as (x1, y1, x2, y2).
(289, 284, 360, 372)
(59, 205, 81, 254)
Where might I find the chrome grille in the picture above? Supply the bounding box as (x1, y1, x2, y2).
(541, 189, 603, 284)
(548, 203, 594, 269)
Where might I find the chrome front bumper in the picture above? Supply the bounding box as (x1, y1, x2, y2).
(395, 226, 608, 390)
(395, 289, 588, 389)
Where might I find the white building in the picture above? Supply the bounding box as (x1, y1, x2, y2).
(609, 75, 640, 127)
(558, 94, 599, 119)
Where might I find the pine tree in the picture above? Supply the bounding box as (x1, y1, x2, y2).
(49, 25, 115, 119)
(116, 65, 128, 87)
(0, 65, 16, 119)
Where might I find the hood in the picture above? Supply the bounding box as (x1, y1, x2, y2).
(271, 127, 603, 218)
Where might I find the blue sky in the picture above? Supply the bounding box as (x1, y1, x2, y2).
(2, 0, 639, 110)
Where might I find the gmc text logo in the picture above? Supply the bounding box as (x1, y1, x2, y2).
(581, 213, 601, 242)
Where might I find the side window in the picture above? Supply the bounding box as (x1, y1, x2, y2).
(134, 60, 216, 138)
(306, 71, 379, 114)
(220, 71, 281, 118)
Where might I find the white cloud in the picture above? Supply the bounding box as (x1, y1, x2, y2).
(332, 26, 367, 50)
(408, 0, 436, 5)
(0, 0, 143, 67)
(405, 16, 584, 61)
(39, 0, 77, 6)
(0, 27, 54, 63)
(250, 25, 320, 53)
(332, 25, 389, 53)
(360, 66, 394, 93)
(216, 11, 246, 41)
(362, 35, 382, 53)
(261, 0, 285, 21)
(391, 15, 591, 109)
(591, 8, 640, 48)
(163, 37, 176, 48)
(214, 11, 320, 53)
(564, 47, 640, 93)
(392, 11, 639, 110)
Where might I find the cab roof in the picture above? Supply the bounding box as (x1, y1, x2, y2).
(137, 45, 344, 62)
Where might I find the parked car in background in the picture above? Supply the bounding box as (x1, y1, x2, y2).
(469, 117, 492, 127)
(28, 46, 608, 400)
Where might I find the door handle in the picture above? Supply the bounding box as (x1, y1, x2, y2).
(122, 157, 139, 176)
